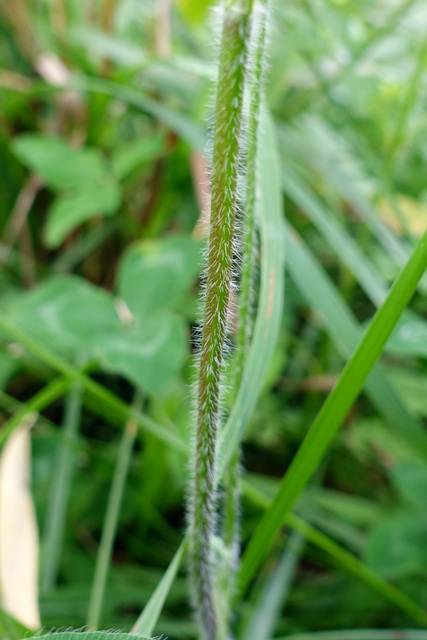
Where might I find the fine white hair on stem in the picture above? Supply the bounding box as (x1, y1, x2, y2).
(186, 2, 255, 640)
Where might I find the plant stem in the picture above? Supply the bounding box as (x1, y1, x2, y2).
(189, 3, 252, 639)
(87, 392, 142, 628)
(220, 0, 269, 630)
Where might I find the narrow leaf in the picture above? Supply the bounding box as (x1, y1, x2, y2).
(239, 226, 427, 593)
(132, 540, 187, 637)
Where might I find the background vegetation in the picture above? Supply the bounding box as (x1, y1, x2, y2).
(1, 0, 427, 639)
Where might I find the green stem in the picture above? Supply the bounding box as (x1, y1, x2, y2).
(87, 392, 142, 628)
(40, 379, 83, 592)
(189, 3, 252, 639)
(220, 0, 269, 631)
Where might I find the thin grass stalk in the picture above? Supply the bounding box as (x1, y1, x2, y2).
(219, 0, 269, 631)
(87, 392, 142, 628)
(40, 380, 83, 593)
(188, 3, 253, 639)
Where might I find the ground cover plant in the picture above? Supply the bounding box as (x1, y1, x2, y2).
(2, 1, 427, 640)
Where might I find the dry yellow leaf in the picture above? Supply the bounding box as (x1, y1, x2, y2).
(0, 415, 41, 629)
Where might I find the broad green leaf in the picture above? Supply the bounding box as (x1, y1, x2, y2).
(239, 226, 427, 593)
(118, 235, 201, 319)
(96, 314, 187, 394)
(8, 276, 121, 357)
(7, 275, 189, 393)
(133, 540, 187, 636)
(12, 135, 107, 191)
(44, 183, 121, 248)
(365, 512, 427, 578)
(0, 313, 187, 453)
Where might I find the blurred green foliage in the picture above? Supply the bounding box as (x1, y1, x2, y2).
(1, 0, 427, 639)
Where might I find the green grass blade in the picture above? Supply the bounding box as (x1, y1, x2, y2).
(281, 167, 387, 306)
(132, 540, 187, 637)
(41, 380, 83, 593)
(318, 148, 410, 267)
(241, 531, 305, 640)
(242, 481, 427, 627)
(218, 103, 285, 475)
(284, 223, 427, 457)
(73, 76, 206, 150)
(384, 32, 427, 180)
(238, 227, 427, 594)
(87, 395, 141, 628)
(0, 313, 187, 454)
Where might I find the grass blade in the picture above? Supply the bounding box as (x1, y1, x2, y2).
(242, 481, 427, 627)
(132, 540, 187, 637)
(281, 167, 387, 307)
(284, 223, 427, 457)
(238, 226, 427, 594)
(87, 393, 142, 628)
(41, 380, 83, 593)
(241, 530, 304, 640)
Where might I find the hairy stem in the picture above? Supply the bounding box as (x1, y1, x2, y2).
(189, 3, 252, 640)
(220, 0, 269, 623)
